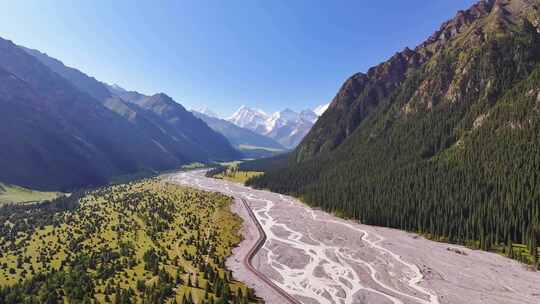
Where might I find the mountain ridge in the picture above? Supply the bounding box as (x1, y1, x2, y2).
(296, 0, 540, 162)
(247, 0, 540, 266)
(23, 45, 240, 162)
(0, 38, 239, 190)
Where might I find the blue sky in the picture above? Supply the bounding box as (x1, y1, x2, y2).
(0, 1, 476, 117)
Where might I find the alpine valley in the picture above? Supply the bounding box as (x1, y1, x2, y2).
(2, 1, 540, 304)
(0, 35, 326, 190)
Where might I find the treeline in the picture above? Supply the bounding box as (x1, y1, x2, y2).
(238, 154, 289, 172)
(247, 24, 540, 267)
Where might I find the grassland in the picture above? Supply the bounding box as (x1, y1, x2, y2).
(0, 182, 63, 205)
(213, 171, 263, 184)
(209, 163, 263, 184)
(0, 179, 261, 303)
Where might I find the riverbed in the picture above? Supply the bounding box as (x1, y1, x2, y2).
(167, 170, 540, 304)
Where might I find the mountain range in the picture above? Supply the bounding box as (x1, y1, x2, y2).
(246, 0, 540, 263)
(227, 105, 326, 148)
(192, 110, 286, 158)
(0, 38, 239, 190)
(25, 48, 240, 164)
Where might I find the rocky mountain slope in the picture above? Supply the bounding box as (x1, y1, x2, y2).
(228, 105, 324, 148)
(0, 38, 239, 190)
(296, 0, 540, 162)
(248, 0, 540, 266)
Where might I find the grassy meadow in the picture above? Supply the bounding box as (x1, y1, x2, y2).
(208, 163, 263, 185)
(0, 183, 63, 205)
(0, 179, 260, 303)
(213, 171, 263, 184)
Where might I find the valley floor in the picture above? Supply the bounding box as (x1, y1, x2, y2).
(169, 170, 540, 304)
(0, 178, 258, 303)
(0, 183, 63, 205)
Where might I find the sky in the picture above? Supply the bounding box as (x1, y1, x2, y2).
(0, 0, 477, 117)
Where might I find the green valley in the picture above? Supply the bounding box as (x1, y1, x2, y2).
(0, 179, 260, 304)
(2, 1, 540, 303)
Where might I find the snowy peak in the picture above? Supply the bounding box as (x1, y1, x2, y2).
(227, 103, 330, 148)
(313, 103, 330, 116)
(229, 105, 268, 120)
(268, 108, 314, 129)
(275, 108, 300, 122)
(228, 105, 269, 134)
(265, 108, 319, 147)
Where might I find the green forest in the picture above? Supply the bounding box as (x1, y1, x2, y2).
(245, 20, 540, 268)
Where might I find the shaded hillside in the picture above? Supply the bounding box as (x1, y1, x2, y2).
(24, 47, 240, 163)
(0, 38, 238, 190)
(21, 47, 112, 101)
(124, 93, 240, 161)
(248, 0, 540, 265)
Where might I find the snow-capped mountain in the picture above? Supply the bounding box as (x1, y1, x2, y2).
(266, 108, 299, 132)
(313, 103, 330, 116)
(228, 105, 326, 148)
(228, 105, 270, 134)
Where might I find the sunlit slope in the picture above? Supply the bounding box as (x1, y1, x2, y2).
(0, 183, 62, 205)
(0, 179, 260, 303)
